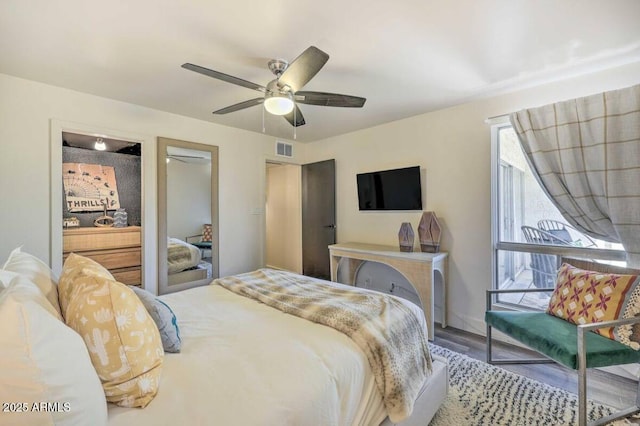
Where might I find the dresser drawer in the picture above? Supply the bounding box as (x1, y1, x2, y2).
(63, 226, 142, 287)
(112, 267, 142, 286)
(63, 247, 141, 270)
(63, 226, 141, 252)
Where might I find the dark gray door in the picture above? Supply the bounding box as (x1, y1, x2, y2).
(302, 159, 336, 279)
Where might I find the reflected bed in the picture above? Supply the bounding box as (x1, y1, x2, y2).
(166, 238, 209, 285)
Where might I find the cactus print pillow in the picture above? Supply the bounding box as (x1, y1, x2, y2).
(59, 272, 164, 408)
(58, 253, 114, 314)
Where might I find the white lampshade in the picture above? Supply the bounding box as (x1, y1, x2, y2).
(264, 93, 294, 116)
(94, 138, 106, 151)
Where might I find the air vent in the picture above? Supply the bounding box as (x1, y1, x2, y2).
(275, 140, 293, 158)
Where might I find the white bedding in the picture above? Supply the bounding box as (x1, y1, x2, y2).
(107, 281, 432, 426)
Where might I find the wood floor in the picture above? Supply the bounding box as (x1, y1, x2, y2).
(433, 325, 638, 410)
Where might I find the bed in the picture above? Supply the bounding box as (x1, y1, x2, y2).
(0, 249, 448, 426)
(107, 270, 449, 426)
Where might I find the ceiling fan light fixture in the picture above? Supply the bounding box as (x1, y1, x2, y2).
(94, 137, 106, 151)
(264, 92, 294, 116)
(183, 46, 365, 128)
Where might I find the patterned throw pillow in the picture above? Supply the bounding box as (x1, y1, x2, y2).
(202, 223, 213, 242)
(615, 284, 640, 350)
(58, 253, 114, 314)
(131, 286, 181, 353)
(59, 271, 164, 408)
(547, 263, 640, 341)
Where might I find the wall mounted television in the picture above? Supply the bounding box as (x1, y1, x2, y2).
(357, 166, 422, 211)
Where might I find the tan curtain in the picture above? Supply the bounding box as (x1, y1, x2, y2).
(509, 84, 640, 267)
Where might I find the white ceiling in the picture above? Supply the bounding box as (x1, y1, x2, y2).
(1, 1, 639, 142)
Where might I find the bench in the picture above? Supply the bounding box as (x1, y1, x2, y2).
(485, 257, 640, 426)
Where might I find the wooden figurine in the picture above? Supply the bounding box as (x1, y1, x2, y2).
(94, 201, 114, 227)
(398, 222, 415, 252)
(418, 211, 441, 252)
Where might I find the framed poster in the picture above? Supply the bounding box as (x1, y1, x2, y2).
(62, 162, 121, 212)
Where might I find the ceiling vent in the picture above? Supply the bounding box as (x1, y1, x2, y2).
(275, 140, 293, 158)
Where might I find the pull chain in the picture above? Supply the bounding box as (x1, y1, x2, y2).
(293, 106, 297, 140)
(262, 105, 265, 133)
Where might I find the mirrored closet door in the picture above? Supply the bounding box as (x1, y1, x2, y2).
(157, 137, 219, 295)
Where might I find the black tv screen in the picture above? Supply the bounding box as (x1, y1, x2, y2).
(357, 166, 422, 211)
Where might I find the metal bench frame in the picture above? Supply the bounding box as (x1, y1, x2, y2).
(486, 286, 640, 426)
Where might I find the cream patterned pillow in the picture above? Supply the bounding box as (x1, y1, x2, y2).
(60, 274, 164, 408)
(58, 253, 114, 314)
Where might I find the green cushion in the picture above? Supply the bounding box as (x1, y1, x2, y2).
(485, 311, 640, 369)
(192, 241, 212, 249)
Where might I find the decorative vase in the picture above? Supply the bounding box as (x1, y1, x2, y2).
(398, 222, 415, 252)
(113, 208, 128, 228)
(418, 211, 441, 252)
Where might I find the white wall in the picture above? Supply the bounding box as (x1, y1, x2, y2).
(1, 61, 638, 321)
(167, 160, 211, 241)
(0, 73, 302, 294)
(301, 61, 640, 336)
(265, 164, 302, 273)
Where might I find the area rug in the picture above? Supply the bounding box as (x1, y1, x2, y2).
(428, 344, 636, 425)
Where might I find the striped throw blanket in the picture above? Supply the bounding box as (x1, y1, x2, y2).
(214, 268, 432, 423)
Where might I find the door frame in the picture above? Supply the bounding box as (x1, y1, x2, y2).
(264, 160, 302, 273)
(259, 155, 302, 270)
(301, 158, 336, 279)
(49, 119, 157, 292)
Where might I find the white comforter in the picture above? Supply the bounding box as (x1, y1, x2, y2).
(107, 282, 429, 426)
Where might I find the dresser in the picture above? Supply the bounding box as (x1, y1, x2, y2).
(63, 226, 142, 286)
(328, 242, 447, 340)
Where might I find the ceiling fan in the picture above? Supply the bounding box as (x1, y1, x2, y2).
(166, 154, 209, 163)
(181, 46, 366, 127)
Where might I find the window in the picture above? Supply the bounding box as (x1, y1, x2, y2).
(491, 124, 624, 310)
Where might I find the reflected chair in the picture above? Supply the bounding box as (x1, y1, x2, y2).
(521, 226, 569, 288)
(538, 219, 597, 248)
(186, 224, 213, 258)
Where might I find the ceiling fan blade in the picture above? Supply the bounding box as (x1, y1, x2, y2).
(182, 63, 266, 93)
(278, 46, 329, 93)
(295, 91, 366, 108)
(213, 98, 264, 115)
(167, 156, 187, 163)
(283, 104, 306, 127)
(170, 154, 207, 159)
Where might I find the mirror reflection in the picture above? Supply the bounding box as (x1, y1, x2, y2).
(158, 138, 218, 295)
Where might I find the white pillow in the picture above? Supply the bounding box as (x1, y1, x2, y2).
(0, 276, 107, 426)
(2, 247, 61, 315)
(0, 269, 20, 290)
